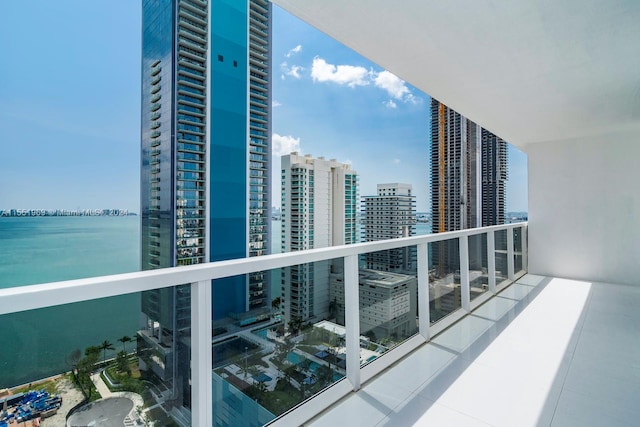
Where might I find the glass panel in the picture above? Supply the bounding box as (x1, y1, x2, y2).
(494, 229, 509, 285)
(468, 233, 489, 301)
(514, 226, 524, 273)
(359, 246, 419, 366)
(211, 259, 346, 424)
(139, 285, 192, 425)
(429, 238, 462, 323)
(0, 289, 189, 426)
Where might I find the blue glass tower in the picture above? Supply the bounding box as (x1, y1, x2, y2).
(139, 0, 271, 412)
(209, 0, 272, 319)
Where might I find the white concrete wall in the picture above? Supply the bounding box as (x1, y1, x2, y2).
(314, 159, 332, 248)
(528, 136, 640, 285)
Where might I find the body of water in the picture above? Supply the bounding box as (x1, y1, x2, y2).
(0, 216, 140, 387)
(0, 217, 430, 387)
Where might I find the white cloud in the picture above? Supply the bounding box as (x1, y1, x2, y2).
(404, 93, 421, 105)
(288, 65, 304, 79)
(384, 99, 397, 109)
(272, 133, 301, 157)
(308, 58, 421, 105)
(272, 100, 282, 108)
(281, 62, 304, 79)
(374, 71, 422, 105)
(374, 71, 410, 100)
(286, 44, 302, 57)
(393, 158, 401, 164)
(311, 57, 370, 87)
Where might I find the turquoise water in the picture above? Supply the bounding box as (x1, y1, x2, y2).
(308, 361, 321, 373)
(0, 216, 140, 387)
(0, 218, 428, 387)
(285, 352, 302, 365)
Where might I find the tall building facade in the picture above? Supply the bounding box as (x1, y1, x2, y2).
(362, 183, 416, 272)
(330, 269, 417, 340)
(280, 153, 358, 324)
(139, 0, 271, 410)
(429, 99, 508, 271)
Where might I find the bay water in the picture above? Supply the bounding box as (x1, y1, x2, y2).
(0, 216, 140, 387)
(0, 217, 430, 388)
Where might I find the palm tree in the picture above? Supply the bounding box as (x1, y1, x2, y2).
(99, 340, 115, 366)
(118, 335, 132, 354)
(84, 346, 101, 370)
(288, 316, 303, 335)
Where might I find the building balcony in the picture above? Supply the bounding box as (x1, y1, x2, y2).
(1, 223, 534, 426)
(178, 8, 207, 28)
(308, 273, 640, 426)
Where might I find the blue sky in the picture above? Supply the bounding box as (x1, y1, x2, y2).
(0, 1, 527, 213)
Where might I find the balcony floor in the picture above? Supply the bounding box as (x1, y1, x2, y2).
(306, 274, 640, 426)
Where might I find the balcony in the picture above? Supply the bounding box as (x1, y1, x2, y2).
(3, 2, 639, 425)
(1, 223, 530, 426)
(307, 274, 640, 426)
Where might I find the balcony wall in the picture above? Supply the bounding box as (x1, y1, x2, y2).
(528, 135, 640, 285)
(0, 223, 526, 426)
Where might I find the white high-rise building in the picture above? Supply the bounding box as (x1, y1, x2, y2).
(362, 183, 416, 272)
(281, 153, 358, 324)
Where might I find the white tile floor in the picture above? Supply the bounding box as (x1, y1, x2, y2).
(306, 275, 640, 426)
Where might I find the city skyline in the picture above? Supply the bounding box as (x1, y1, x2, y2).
(0, 1, 528, 214)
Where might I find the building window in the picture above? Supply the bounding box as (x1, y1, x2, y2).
(218, 54, 223, 62)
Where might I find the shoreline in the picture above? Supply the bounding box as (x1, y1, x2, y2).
(3, 373, 70, 394)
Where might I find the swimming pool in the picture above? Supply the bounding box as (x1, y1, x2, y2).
(253, 373, 272, 383)
(286, 352, 302, 364)
(308, 361, 321, 373)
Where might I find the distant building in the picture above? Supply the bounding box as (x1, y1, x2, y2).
(280, 153, 358, 325)
(430, 99, 508, 273)
(362, 183, 416, 272)
(330, 269, 417, 340)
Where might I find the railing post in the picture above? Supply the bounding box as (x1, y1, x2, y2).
(521, 225, 528, 272)
(417, 243, 430, 340)
(344, 254, 361, 391)
(507, 228, 515, 280)
(487, 231, 496, 293)
(459, 236, 470, 312)
(191, 280, 212, 427)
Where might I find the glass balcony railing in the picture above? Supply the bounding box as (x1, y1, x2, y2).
(0, 223, 526, 426)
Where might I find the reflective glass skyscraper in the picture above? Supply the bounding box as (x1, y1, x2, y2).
(139, 0, 271, 412)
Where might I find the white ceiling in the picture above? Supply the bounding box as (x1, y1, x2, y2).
(273, 0, 640, 150)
